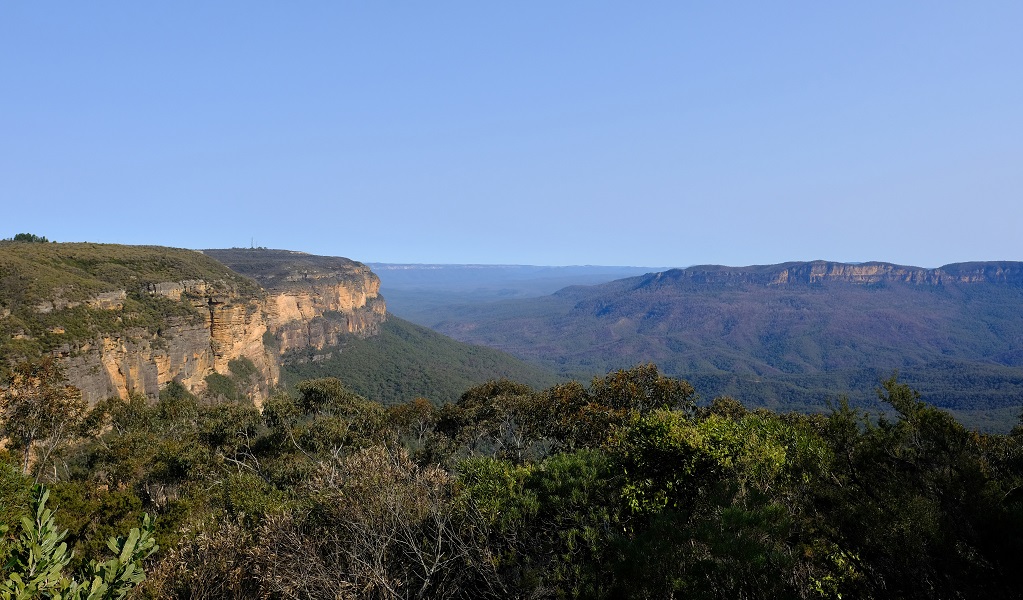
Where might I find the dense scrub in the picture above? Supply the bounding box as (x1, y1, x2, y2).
(2, 363, 1023, 598)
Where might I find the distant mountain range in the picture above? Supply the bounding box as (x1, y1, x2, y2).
(401, 260, 1023, 431)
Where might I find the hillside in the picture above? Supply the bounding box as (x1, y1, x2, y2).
(421, 261, 1023, 430)
(280, 315, 559, 406)
(0, 241, 284, 402)
(207, 248, 377, 287)
(202, 248, 388, 350)
(206, 251, 562, 405)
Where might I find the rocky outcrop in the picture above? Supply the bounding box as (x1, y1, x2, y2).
(203, 248, 387, 354)
(771, 261, 1023, 285)
(63, 317, 219, 405)
(58, 287, 279, 406)
(266, 275, 386, 353)
(33, 290, 128, 314)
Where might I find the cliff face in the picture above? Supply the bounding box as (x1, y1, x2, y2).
(1, 244, 386, 407)
(59, 284, 280, 406)
(652, 261, 1023, 287)
(263, 270, 387, 353)
(203, 248, 388, 354)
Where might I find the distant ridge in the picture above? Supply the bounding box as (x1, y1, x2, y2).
(642, 261, 1023, 287)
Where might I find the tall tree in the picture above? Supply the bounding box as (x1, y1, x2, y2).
(0, 358, 85, 478)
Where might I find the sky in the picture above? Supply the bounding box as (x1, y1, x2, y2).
(2, 3, 1021, 268)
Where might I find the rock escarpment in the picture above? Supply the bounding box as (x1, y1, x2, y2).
(62, 291, 276, 406)
(647, 261, 1023, 288)
(0, 244, 386, 406)
(202, 249, 387, 354)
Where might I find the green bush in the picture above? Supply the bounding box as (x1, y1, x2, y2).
(203, 373, 239, 402)
(0, 486, 157, 599)
(227, 358, 257, 383)
(6, 233, 50, 243)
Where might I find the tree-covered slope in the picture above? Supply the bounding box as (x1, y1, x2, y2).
(281, 315, 560, 406)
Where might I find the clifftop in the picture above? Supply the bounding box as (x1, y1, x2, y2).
(201, 248, 373, 286)
(0, 241, 260, 306)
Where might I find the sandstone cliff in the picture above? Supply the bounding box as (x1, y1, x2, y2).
(0, 243, 386, 407)
(52, 279, 278, 406)
(651, 261, 1023, 287)
(202, 249, 387, 354)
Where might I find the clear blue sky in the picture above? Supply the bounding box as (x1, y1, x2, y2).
(2, 2, 1021, 268)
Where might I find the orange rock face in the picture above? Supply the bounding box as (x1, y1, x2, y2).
(61, 266, 385, 407)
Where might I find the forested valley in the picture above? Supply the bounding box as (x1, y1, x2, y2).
(3, 361, 1023, 599)
(402, 262, 1023, 433)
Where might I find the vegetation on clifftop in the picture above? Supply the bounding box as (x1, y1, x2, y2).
(201, 247, 373, 289)
(0, 242, 260, 304)
(0, 242, 261, 361)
